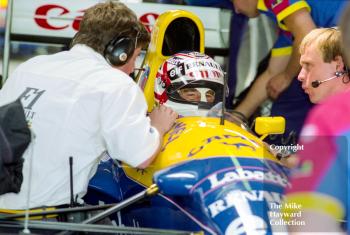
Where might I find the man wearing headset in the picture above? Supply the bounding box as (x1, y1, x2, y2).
(283, 24, 350, 232)
(231, 0, 348, 146)
(272, 28, 350, 163)
(0, 1, 177, 210)
(297, 28, 350, 104)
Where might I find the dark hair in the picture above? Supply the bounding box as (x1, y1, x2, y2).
(340, 4, 350, 66)
(70, 1, 150, 55)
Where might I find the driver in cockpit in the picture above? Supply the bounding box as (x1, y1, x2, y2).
(154, 51, 251, 129)
(154, 51, 224, 117)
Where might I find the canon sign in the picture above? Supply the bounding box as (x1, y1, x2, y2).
(10, 0, 229, 47)
(33, 4, 156, 32)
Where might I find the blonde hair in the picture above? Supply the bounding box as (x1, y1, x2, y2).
(299, 28, 344, 63)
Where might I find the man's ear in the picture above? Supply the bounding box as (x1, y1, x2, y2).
(334, 55, 346, 70)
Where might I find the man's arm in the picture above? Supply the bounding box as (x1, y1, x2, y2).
(137, 105, 177, 169)
(267, 8, 316, 99)
(234, 54, 290, 118)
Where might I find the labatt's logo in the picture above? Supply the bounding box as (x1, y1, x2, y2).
(208, 168, 290, 189)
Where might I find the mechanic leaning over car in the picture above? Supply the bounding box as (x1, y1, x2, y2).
(231, 0, 348, 146)
(283, 5, 350, 234)
(0, 1, 177, 210)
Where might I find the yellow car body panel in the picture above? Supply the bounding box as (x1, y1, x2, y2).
(123, 117, 277, 187)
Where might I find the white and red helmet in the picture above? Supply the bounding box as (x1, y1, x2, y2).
(154, 51, 225, 116)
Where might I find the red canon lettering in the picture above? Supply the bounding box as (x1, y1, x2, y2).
(72, 10, 85, 31)
(34, 5, 69, 30)
(139, 13, 158, 32)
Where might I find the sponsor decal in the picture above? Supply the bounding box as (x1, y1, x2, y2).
(188, 135, 257, 157)
(19, 87, 46, 125)
(185, 61, 221, 71)
(34, 4, 83, 31)
(166, 56, 185, 66)
(161, 121, 186, 151)
(207, 168, 290, 190)
(34, 4, 156, 32)
(208, 190, 284, 217)
(167, 63, 186, 80)
(139, 13, 158, 32)
(225, 215, 267, 235)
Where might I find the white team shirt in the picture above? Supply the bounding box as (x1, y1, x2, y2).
(0, 44, 159, 209)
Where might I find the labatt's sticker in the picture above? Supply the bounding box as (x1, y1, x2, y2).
(208, 189, 284, 217)
(208, 168, 290, 189)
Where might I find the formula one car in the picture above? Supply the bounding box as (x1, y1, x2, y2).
(0, 4, 289, 235)
(84, 114, 289, 234)
(82, 10, 290, 234)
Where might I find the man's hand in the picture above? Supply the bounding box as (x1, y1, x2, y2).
(149, 105, 178, 136)
(137, 106, 177, 169)
(266, 72, 293, 100)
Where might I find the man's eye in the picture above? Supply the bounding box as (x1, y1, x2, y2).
(303, 64, 310, 71)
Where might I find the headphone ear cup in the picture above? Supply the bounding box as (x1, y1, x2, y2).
(104, 37, 135, 66)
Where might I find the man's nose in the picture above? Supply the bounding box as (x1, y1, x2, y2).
(297, 69, 305, 82)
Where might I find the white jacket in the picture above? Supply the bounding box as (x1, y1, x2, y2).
(0, 44, 159, 209)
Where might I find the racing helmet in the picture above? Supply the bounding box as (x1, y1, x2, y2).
(154, 51, 224, 116)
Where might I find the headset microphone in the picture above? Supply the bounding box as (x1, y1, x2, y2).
(311, 71, 346, 88)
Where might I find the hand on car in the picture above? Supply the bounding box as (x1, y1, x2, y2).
(149, 105, 178, 136)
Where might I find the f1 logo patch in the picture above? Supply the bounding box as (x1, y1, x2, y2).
(19, 87, 46, 110)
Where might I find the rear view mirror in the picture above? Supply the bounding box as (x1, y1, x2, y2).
(255, 116, 285, 140)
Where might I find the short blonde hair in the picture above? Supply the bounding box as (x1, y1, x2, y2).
(299, 28, 344, 63)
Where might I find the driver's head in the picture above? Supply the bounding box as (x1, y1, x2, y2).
(154, 51, 224, 117)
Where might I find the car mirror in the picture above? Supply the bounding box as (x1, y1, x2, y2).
(254, 116, 285, 140)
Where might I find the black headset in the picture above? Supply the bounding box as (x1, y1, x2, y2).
(104, 35, 136, 66)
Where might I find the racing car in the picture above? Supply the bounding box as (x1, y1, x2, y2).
(0, 4, 290, 234)
(85, 114, 289, 234)
(82, 10, 290, 234)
